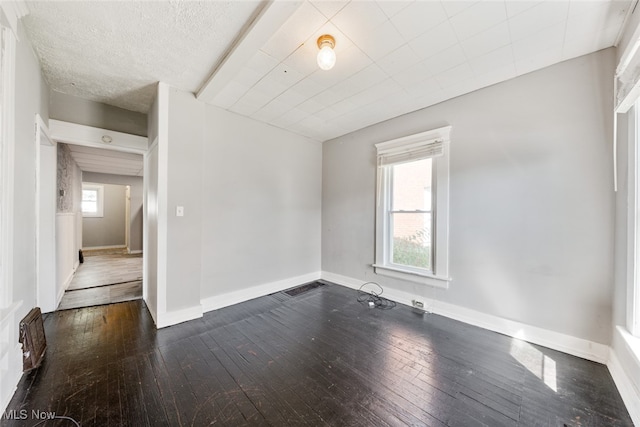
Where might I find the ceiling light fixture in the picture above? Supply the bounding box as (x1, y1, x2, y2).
(317, 34, 336, 71)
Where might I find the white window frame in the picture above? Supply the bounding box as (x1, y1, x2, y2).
(629, 104, 640, 337)
(82, 183, 104, 218)
(374, 126, 451, 289)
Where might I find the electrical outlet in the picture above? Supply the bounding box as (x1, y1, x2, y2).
(412, 300, 424, 309)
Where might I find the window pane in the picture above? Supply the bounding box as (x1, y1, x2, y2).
(82, 189, 97, 202)
(82, 201, 97, 213)
(392, 158, 432, 211)
(391, 212, 432, 270)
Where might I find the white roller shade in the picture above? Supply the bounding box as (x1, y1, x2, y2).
(375, 125, 451, 167)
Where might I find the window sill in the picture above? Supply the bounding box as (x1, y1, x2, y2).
(372, 264, 450, 289)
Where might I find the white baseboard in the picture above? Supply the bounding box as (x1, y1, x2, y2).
(82, 245, 126, 250)
(129, 250, 143, 255)
(201, 271, 322, 313)
(156, 304, 203, 329)
(144, 297, 158, 325)
(322, 271, 610, 364)
(608, 350, 640, 426)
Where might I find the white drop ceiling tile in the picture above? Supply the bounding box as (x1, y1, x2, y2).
(234, 88, 273, 111)
(251, 107, 284, 124)
(356, 20, 406, 61)
(315, 106, 342, 121)
(234, 67, 264, 90)
(468, 45, 514, 75)
(376, 44, 421, 77)
(261, 2, 328, 61)
(378, 0, 413, 18)
(391, 61, 431, 89)
(229, 97, 263, 117)
(279, 107, 310, 125)
(310, 0, 349, 19)
(424, 44, 468, 76)
(409, 21, 459, 60)
(514, 48, 562, 76)
(265, 63, 306, 87)
(259, 98, 292, 118)
(297, 97, 326, 114)
(565, 1, 627, 42)
(211, 81, 250, 109)
(460, 22, 511, 59)
(512, 22, 565, 63)
(390, 1, 448, 41)
(562, 27, 618, 61)
(412, 90, 447, 110)
(442, 1, 479, 18)
(331, 97, 358, 115)
(347, 78, 404, 108)
(270, 114, 300, 129)
(282, 42, 323, 78)
(298, 114, 327, 129)
(508, 1, 569, 42)
(275, 88, 308, 108)
(291, 77, 326, 99)
(247, 51, 280, 75)
(332, 1, 388, 37)
(505, 1, 542, 18)
(304, 90, 341, 110)
(252, 78, 289, 100)
(435, 63, 475, 89)
(409, 77, 442, 98)
(450, 1, 507, 41)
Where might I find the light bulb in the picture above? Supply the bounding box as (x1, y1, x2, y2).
(317, 45, 336, 70)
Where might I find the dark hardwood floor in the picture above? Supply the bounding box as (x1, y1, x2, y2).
(2, 283, 633, 426)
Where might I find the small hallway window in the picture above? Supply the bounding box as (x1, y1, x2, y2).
(82, 184, 103, 217)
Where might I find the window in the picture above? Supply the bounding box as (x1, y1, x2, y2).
(374, 126, 451, 288)
(82, 184, 103, 217)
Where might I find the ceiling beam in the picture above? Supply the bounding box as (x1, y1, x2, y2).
(196, 0, 302, 104)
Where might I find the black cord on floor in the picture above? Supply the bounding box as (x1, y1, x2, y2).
(357, 282, 396, 310)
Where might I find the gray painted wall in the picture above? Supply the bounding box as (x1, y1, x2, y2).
(201, 105, 322, 298)
(83, 172, 143, 252)
(322, 48, 615, 345)
(49, 90, 148, 137)
(12, 21, 50, 319)
(82, 183, 126, 248)
(165, 87, 203, 312)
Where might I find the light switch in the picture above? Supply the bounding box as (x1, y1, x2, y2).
(176, 206, 184, 217)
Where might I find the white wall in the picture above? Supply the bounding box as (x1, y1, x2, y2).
(323, 48, 615, 346)
(1, 17, 49, 413)
(201, 106, 322, 302)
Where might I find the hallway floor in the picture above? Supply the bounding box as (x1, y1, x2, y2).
(57, 253, 142, 310)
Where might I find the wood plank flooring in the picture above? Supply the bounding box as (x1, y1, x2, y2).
(67, 254, 142, 290)
(2, 283, 633, 426)
(57, 254, 143, 311)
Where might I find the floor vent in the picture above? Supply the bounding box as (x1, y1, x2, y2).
(284, 281, 325, 297)
(19, 307, 47, 371)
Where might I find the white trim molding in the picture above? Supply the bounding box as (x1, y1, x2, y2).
(49, 120, 148, 154)
(609, 326, 640, 426)
(156, 304, 203, 329)
(322, 271, 610, 364)
(201, 272, 322, 313)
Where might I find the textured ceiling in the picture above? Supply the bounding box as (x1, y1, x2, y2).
(68, 144, 144, 177)
(22, 0, 634, 142)
(23, 0, 262, 112)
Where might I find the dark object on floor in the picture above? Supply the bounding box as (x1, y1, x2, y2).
(79, 249, 84, 264)
(357, 281, 396, 309)
(19, 307, 47, 371)
(284, 281, 325, 296)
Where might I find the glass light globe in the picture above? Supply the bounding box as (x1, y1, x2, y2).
(317, 45, 336, 71)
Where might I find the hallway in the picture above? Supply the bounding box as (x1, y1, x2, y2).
(57, 253, 142, 310)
